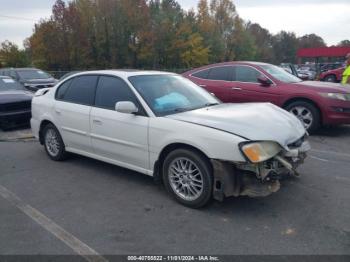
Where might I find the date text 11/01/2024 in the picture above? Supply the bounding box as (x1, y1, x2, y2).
(127, 256, 220, 261)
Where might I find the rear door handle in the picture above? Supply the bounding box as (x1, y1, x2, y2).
(231, 87, 242, 91)
(199, 84, 207, 88)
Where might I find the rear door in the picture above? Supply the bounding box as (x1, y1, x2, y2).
(54, 75, 98, 152)
(193, 66, 235, 102)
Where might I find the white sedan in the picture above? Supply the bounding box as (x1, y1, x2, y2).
(31, 70, 310, 208)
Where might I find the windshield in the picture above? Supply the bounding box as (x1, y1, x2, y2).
(261, 64, 302, 83)
(0, 78, 24, 91)
(129, 75, 220, 117)
(17, 69, 51, 80)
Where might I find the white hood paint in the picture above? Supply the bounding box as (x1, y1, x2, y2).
(166, 103, 306, 148)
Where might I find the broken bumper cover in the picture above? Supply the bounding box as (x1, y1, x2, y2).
(211, 141, 311, 201)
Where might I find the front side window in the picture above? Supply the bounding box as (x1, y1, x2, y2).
(58, 75, 98, 105)
(234, 66, 262, 83)
(260, 64, 302, 83)
(207, 66, 233, 81)
(95, 76, 140, 110)
(129, 75, 220, 117)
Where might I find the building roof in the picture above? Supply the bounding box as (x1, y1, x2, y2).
(297, 47, 350, 58)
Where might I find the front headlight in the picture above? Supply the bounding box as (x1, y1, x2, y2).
(240, 141, 282, 163)
(320, 93, 350, 101)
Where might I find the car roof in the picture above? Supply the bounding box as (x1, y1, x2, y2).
(70, 69, 176, 78)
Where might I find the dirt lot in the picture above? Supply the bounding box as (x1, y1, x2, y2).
(0, 127, 349, 259)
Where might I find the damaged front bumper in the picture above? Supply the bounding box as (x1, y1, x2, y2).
(212, 140, 311, 201)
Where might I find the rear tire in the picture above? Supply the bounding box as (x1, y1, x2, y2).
(43, 123, 68, 161)
(162, 148, 213, 208)
(285, 101, 321, 134)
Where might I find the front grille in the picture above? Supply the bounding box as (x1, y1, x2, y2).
(0, 101, 32, 112)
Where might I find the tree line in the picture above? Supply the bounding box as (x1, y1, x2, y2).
(1, 0, 350, 71)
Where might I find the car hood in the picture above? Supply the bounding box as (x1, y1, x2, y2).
(294, 81, 349, 93)
(0, 90, 33, 104)
(166, 103, 306, 148)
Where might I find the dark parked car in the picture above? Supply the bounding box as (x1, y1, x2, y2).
(0, 76, 33, 129)
(0, 68, 57, 92)
(183, 62, 350, 133)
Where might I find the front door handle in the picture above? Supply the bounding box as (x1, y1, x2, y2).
(231, 87, 242, 91)
(55, 109, 62, 115)
(199, 84, 207, 88)
(93, 119, 103, 125)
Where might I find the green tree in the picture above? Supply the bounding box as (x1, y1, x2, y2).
(338, 40, 350, 47)
(0, 41, 29, 67)
(272, 31, 298, 64)
(298, 34, 326, 49)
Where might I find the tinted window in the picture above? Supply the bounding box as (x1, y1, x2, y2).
(62, 76, 98, 105)
(234, 66, 261, 83)
(207, 66, 232, 81)
(17, 70, 51, 80)
(95, 76, 139, 110)
(56, 79, 73, 100)
(9, 70, 17, 79)
(192, 69, 210, 79)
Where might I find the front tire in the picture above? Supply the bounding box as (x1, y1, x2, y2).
(43, 123, 67, 161)
(285, 101, 321, 134)
(324, 75, 336, 83)
(162, 148, 213, 208)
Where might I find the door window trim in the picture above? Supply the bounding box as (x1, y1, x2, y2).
(190, 64, 276, 86)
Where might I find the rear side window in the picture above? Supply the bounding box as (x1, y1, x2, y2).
(192, 69, 210, 79)
(56, 79, 72, 100)
(234, 66, 261, 83)
(95, 76, 140, 110)
(207, 66, 233, 81)
(59, 75, 98, 105)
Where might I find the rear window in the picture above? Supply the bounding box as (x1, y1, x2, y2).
(192, 69, 210, 79)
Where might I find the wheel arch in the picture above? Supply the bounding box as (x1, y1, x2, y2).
(322, 73, 336, 81)
(38, 120, 56, 145)
(153, 143, 212, 184)
(282, 97, 323, 125)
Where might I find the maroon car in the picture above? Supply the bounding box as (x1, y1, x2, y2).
(183, 62, 350, 133)
(319, 67, 345, 83)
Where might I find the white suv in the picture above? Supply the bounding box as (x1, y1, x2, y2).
(31, 70, 310, 208)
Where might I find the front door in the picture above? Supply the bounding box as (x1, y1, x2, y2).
(90, 76, 149, 172)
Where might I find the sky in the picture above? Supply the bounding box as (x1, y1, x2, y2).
(0, 0, 349, 48)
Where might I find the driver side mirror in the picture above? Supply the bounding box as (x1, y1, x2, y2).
(257, 76, 272, 87)
(115, 101, 139, 114)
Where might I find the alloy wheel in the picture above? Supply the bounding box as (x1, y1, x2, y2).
(289, 106, 314, 130)
(168, 157, 204, 201)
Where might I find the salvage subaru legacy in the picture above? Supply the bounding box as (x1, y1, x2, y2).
(31, 70, 310, 208)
